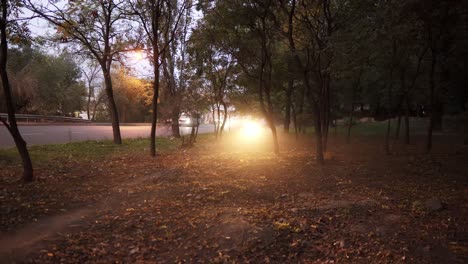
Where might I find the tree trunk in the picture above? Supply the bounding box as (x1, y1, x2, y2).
(346, 103, 354, 144)
(0, 1, 34, 182)
(404, 98, 410, 144)
(216, 103, 221, 139)
(464, 103, 468, 145)
(188, 125, 196, 145)
(426, 47, 437, 153)
(86, 90, 92, 120)
(322, 78, 331, 152)
(91, 97, 101, 121)
(395, 113, 402, 140)
(292, 104, 298, 140)
(150, 40, 160, 157)
(171, 107, 180, 138)
(102, 67, 122, 144)
(432, 100, 443, 131)
(385, 84, 393, 155)
(313, 107, 324, 164)
(219, 101, 228, 138)
(284, 63, 294, 133)
(211, 106, 217, 138)
(194, 123, 199, 143)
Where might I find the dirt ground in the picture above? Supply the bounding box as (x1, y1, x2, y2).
(1, 132, 467, 263)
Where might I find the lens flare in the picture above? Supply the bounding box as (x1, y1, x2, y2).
(241, 120, 264, 139)
(133, 51, 144, 61)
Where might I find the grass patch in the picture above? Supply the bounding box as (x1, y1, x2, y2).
(0, 137, 179, 168)
(337, 117, 427, 136)
(296, 118, 428, 137)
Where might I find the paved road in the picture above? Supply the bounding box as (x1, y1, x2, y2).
(0, 124, 214, 148)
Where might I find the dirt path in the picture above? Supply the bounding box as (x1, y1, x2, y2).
(1, 136, 467, 263)
(0, 165, 170, 262)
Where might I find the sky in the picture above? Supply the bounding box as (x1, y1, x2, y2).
(19, 0, 203, 83)
(21, 1, 153, 79)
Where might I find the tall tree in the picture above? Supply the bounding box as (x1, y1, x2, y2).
(0, 0, 33, 182)
(130, 0, 187, 156)
(82, 61, 100, 120)
(27, 0, 136, 144)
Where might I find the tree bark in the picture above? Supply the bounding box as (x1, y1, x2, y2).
(385, 83, 393, 155)
(150, 35, 160, 156)
(395, 113, 402, 140)
(404, 98, 410, 144)
(346, 103, 354, 144)
(426, 46, 437, 153)
(322, 76, 331, 152)
(269, 118, 280, 154)
(292, 103, 298, 140)
(211, 105, 217, 138)
(284, 60, 294, 133)
(432, 100, 443, 131)
(312, 103, 324, 164)
(102, 67, 121, 144)
(219, 101, 228, 138)
(0, 0, 34, 182)
(86, 90, 92, 120)
(464, 102, 468, 145)
(171, 107, 180, 138)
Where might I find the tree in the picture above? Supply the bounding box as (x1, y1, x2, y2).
(0, 0, 33, 182)
(195, 0, 281, 154)
(130, 0, 187, 156)
(111, 67, 152, 122)
(189, 28, 237, 139)
(1, 46, 86, 115)
(82, 61, 100, 120)
(27, 0, 136, 144)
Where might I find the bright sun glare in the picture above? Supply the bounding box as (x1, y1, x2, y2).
(133, 51, 144, 61)
(241, 120, 264, 139)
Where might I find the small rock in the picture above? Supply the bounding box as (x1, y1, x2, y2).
(129, 248, 139, 255)
(290, 208, 299, 213)
(425, 197, 443, 211)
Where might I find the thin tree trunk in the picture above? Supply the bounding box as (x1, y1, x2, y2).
(86, 90, 92, 120)
(313, 105, 324, 164)
(432, 100, 443, 131)
(346, 68, 362, 144)
(292, 103, 298, 140)
(150, 38, 160, 156)
(284, 61, 294, 133)
(189, 125, 196, 145)
(91, 96, 102, 121)
(395, 113, 402, 140)
(346, 103, 354, 144)
(219, 101, 228, 137)
(211, 105, 217, 138)
(0, 0, 33, 182)
(194, 123, 199, 142)
(385, 84, 393, 155)
(426, 47, 437, 153)
(386, 39, 396, 155)
(322, 78, 331, 152)
(171, 107, 180, 138)
(216, 103, 221, 139)
(464, 101, 468, 145)
(404, 98, 410, 144)
(270, 119, 280, 154)
(102, 68, 122, 144)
